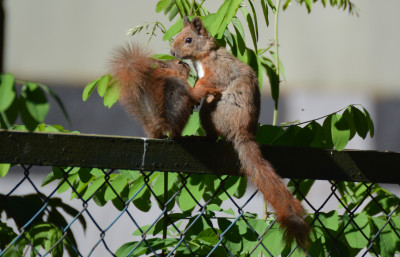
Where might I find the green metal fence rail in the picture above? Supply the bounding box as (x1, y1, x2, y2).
(0, 130, 399, 256)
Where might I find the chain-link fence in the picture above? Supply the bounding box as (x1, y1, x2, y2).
(1, 131, 399, 256)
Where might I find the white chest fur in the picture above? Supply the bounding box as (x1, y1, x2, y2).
(193, 60, 205, 79)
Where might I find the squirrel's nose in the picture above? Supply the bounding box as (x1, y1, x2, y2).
(170, 49, 176, 57)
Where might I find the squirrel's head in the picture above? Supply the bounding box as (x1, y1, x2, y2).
(165, 59, 191, 79)
(171, 17, 217, 60)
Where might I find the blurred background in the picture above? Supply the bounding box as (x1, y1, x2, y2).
(2, 0, 400, 152)
(1, 1, 399, 256)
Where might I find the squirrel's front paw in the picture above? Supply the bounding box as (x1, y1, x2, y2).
(205, 95, 215, 103)
(205, 90, 222, 103)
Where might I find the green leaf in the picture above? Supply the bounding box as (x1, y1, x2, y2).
(362, 107, 374, 137)
(42, 171, 57, 186)
(179, 174, 205, 212)
(218, 218, 243, 255)
(206, 204, 222, 212)
(67, 166, 80, 175)
(305, 0, 313, 12)
(168, 5, 179, 21)
(103, 79, 120, 108)
(261, 226, 285, 256)
(175, 0, 186, 16)
(256, 124, 284, 144)
(307, 120, 331, 148)
(90, 168, 105, 177)
(181, 0, 191, 14)
(270, 51, 286, 81)
(21, 82, 49, 123)
(115, 238, 177, 257)
(272, 125, 302, 146)
(291, 123, 318, 147)
(245, 49, 260, 85)
(70, 178, 89, 200)
(267, 0, 276, 12)
(372, 217, 396, 256)
(363, 191, 399, 216)
(151, 54, 175, 60)
(262, 59, 279, 103)
(78, 167, 93, 183)
(307, 237, 325, 257)
(342, 108, 356, 140)
(82, 175, 106, 201)
(104, 175, 128, 201)
(0, 222, 18, 249)
(92, 184, 107, 206)
(132, 224, 152, 236)
(119, 169, 140, 181)
(240, 6, 257, 51)
(52, 166, 65, 179)
(182, 111, 202, 136)
(152, 172, 178, 196)
(321, 115, 334, 148)
(163, 17, 184, 41)
(115, 241, 137, 257)
(97, 74, 111, 97)
(129, 175, 152, 212)
(151, 173, 176, 211)
(392, 216, 400, 249)
(218, 176, 241, 201)
(0, 73, 16, 112)
(156, 0, 170, 12)
(316, 210, 339, 231)
(57, 173, 79, 194)
(343, 213, 370, 249)
(128, 175, 147, 200)
(112, 195, 126, 211)
(207, 0, 244, 38)
(350, 106, 369, 139)
(37, 83, 71, 126)
(231, 17, 246, 58)
(82, 78, 99, 101)
(330, 114, 351, 151)
(260, 0, 270, 26)
(283, 0, 292, 10)
(247, 0, 259, 40)
(195, 228, 219, 245)
(19, 97, 38, 131)
(233, 176, 248, 199)
(0, 95, 19, 129)
(0, 163, 10, 178)
(287, 179, 315, 200)
(48, 226, 63, 256)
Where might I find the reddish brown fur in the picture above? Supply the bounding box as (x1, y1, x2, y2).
(171, 17, 310, 246)
(111, 44, 221, 139)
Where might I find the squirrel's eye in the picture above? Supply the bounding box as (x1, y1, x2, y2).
(185, 38, 192, 44)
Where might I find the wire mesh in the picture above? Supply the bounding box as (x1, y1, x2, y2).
(0, 163, 399, 257)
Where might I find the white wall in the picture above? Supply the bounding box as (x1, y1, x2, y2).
(3, 0, 400, 96)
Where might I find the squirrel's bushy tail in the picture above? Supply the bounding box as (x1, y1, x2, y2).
(232, 133, 310, 247)
(111, 44, 162, 133)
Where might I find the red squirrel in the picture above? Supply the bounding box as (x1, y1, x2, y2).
(111, 44, 221, 139)
(171, 17, 310, 246)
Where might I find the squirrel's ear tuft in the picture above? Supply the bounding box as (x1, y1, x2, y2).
(191, 17, 206, 36)
(183, 16, 190, 27)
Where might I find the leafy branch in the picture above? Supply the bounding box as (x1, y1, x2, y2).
(283, 0, 359, 15)
(0, 74, 70, 131)
(127, 21, 172, 47)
